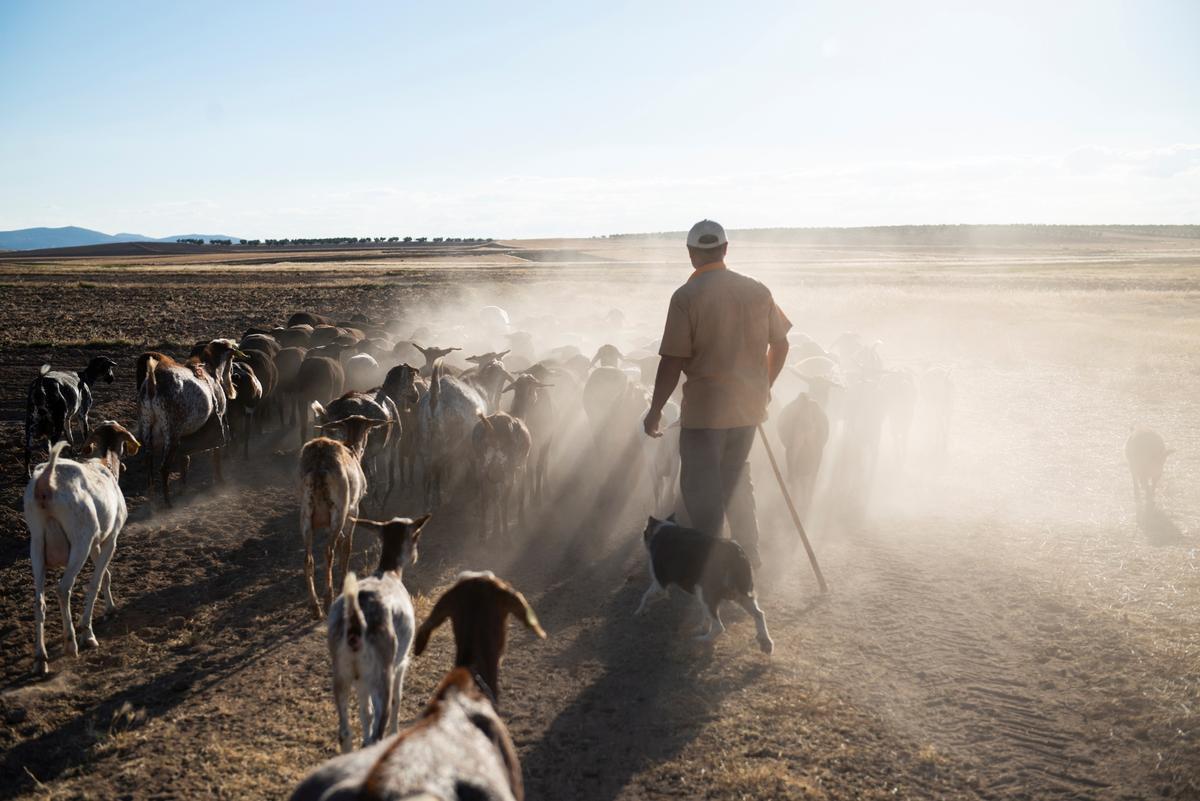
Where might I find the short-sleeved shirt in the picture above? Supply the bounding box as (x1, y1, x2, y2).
(659, 264, 791, 429)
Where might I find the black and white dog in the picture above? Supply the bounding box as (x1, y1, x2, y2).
(25, 356, 118, 475)
(635, 514, 773, 654)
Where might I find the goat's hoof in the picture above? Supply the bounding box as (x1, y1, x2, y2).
(81, 634, 99, 650)
(758, 637, 775, 655)
(32, 657, 50, 676)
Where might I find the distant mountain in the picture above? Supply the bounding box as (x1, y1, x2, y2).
(0, 226, 240, 250)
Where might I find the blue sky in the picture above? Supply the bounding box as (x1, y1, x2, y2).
(1, 0, 1197, 238)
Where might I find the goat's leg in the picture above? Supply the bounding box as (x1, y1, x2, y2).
(388, 659, 408, 735)
(301, 506, 323, 620)
(336, 514, 357, 598)
(356, 682, 374, 749)
(324, 536, 339, 614)
(57, 537, 92, 659)
(373, 665, 395, 745)
(80, 535, 118, 649)
(31, 534, 49, 675)
(737, 594, 774, 654)
(160, 439, 176, 507)
(333, 671, 354, 754)
(212, 449, 224, 485)
(100, 567, 115, 615)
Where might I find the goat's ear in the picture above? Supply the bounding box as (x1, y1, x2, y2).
(502, 586, 546, 640)
(647, 515, 658, 527)
(310, 401, 327, 423)
(666, 513, 677, 523)
(410, 513, 432, 539)
(80, 439, 98, 457)
(121, 431, 141, 456)
(413, 595, 453, 657)
(501, 382, 516, 394)
(349, 517, 383, 531)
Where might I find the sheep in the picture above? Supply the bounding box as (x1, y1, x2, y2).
(413, 343, 461, 377)
(777, 392, 829, 515)
(417, 360, 486, 508)
(24, 421, 140, 675)
(299, 412, 390, 619)
(137, 339, 243, 507)
(472, 412, 532, 538)
(380, 363, 427, 489)
(345, 353, 383, 393)
(591, 343, 622, 368)
(24, 356, 117, 476)
(228, 361, 264, 459)
(289, 572, 545, 801)
(1126, 427, 1172, 513)
(327, 515, 431, 753)
(290, 311, 336, 328)
(294, 356, 346, 447)
(504, 374, 555, 504)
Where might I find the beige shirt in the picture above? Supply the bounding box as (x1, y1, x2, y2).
(659, 263, 792, 429)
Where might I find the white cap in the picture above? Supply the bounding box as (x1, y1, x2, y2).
(686, 219, 727, 249)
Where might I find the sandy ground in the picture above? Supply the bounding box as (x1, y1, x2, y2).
(1, 234, 1198, 800)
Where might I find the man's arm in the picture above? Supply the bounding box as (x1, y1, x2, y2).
(767, 338, 789, 387)
(644, 355, 687, 438)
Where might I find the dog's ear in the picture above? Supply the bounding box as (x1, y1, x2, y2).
(647, 515, 658, 527)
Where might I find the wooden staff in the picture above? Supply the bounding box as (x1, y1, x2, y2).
(756, 424, 828, 593)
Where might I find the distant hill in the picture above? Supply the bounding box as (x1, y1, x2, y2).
(0, 226, 240, 251)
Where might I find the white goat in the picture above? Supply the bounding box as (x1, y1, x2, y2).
(24, 422, 140, 675)
(417, 360, 486, 507)
(1126, 427, 1172, 513)
(777, 392, 829, 515)
(327, 515, 430, 753)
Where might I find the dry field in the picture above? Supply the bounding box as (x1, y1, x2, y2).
(1, 232, 1198, 800)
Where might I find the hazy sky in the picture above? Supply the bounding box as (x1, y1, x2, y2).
(1, 0, 1197, 238)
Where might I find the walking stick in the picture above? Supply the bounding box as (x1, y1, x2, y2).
(756, 424, 828, 594)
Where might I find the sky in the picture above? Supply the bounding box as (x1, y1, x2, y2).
(1, 0, 1198, 239)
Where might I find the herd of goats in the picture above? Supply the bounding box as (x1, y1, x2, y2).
(17, 303, 1174, 799)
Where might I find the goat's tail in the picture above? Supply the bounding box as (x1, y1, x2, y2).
(429, 359, 443, 414)
(34, 441, 68, 510)
(137, 354, 160, 400)
(730, 542, 756, 598)
(342, 571, 366, 653)
(39, 364, 51, 377)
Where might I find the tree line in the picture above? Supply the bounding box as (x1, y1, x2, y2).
(175, 236, 494, 247)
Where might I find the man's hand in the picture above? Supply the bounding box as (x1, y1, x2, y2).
(643, 407, 663, 438)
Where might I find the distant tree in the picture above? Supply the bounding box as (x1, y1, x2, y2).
(403, 236, 412, 243)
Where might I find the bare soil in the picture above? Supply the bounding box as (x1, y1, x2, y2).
(1, 239, 1197, 800)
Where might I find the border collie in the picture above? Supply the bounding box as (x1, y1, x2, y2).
(636, 514, 773, 654)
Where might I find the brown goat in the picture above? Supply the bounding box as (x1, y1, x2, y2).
(289, 572, 544, 801)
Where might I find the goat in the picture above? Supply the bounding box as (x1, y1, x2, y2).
(1126, 427, 1172, 514)
(316, 390, 401, 503)
(345, 352, 384, 392)
(240, 332, 281, 359)
(299, 412, 389, 619)
(24, 422, 140, 675)
(504, 374, 555, 504)
(472, 412, 531, 539)
(462, 357, 514, 413)
(289, 572, 545, 801)
(878, 370, 916, 466)
(290, 311, 336, 328)
(327, 515, 431, 752)
(590, 344, 622, 368)
(921, 366, 954, 457)
(294, 356, 346, 447)
(24, 356, 117, 475)
(417, 360, 486, 507)
(137, 339, 242, 506)
(413, 343, 461, 377)
(645, 400, 681, 510)
(238, 348, 279, 429)
(777, 392, 829, 515)
(380, 363, 427, 489)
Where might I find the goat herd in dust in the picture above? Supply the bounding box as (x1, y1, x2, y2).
(19, 301, 1174, 800)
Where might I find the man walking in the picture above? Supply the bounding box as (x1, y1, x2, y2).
(643, 220, 791, 566)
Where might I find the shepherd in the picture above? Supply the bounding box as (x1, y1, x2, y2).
(643, 219, 791, 567)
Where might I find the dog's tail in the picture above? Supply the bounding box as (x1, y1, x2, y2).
(342, 572, 366, 653)
(730, 542, 756, 598)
